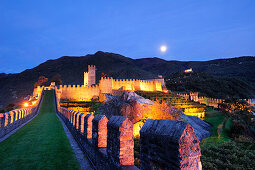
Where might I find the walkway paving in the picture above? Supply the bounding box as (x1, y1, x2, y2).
(0, 91, 82, 170)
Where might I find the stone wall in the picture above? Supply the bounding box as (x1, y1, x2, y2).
(177, 92, 223, 108)
(88, 65, 96, 86)
(57, 104, 203, 170)
(178, 92, 255, 107)
(33, 73, 164, 102)
(84, 72, 89, 86)
(140, 119, 202, 170)
(59, 85, 100, 101)
(0, 90, 43, 138)
(99, 77, 163, 94)
(34, 78, 163, 102)
(57, 106, 137, 169)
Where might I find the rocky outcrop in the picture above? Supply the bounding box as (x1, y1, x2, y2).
(100, 91, 212, 140)
(100, 92, 153, 124)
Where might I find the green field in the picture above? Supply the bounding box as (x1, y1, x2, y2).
(201, 108, 233, 146)
(0, 90, 80, 170)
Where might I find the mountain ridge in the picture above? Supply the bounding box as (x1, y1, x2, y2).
(0, 51, 254, 110)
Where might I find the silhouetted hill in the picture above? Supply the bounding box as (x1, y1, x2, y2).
(136, 56, 255, 84)
(0, 73, 13, 78)
(165, 71, 255, 99)
(0, 51, 254, 109)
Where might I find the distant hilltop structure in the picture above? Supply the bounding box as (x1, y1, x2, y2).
(34, 65, 166, 102)
(84, 65, 96, 86)
(184, 68, 193, 73)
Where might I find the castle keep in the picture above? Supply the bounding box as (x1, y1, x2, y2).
(34, 65, 165, 101)
(84, 65, 96, 86)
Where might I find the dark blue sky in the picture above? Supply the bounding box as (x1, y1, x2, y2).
(1, 0, 255, 73)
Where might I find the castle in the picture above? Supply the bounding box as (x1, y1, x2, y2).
(84, 65, 96, 86)
(34, 65, 165, 101)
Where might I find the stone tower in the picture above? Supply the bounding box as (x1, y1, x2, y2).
(84, 72, 89, 86)
(84, 65, 96, 86)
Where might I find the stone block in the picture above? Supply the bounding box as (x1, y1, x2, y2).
(107, 116, 134, 166)
(9, 111, 15, 124)
(92, 115, 108, 148)
(74, 112, 80, 129)
(140, 119, 201, 170)
(4, 112, 11, 127)
(0, 113, 5, 137)
(84, 114, 94, 139)
(79, 113, 86, 133)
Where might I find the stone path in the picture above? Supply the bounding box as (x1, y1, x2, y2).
(56, 112, 95, 170)
(0, 90, 91, 170)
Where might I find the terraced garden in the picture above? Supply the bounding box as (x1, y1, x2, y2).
(136, 91, 205, 118)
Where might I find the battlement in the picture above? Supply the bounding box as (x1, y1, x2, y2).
(99, 77, 163, 93)
(100, 77, 113, 80)
(57, 106, 202, 169)
(0, 89, 43, 138)
(88, 65, 96, 69)
(33, 65, 164, 101)
(57, 84, 100, 101)
(59, 84, 99, 89)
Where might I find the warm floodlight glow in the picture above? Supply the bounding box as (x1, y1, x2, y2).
(160, 45, 167, 53)
(24, 102, 29, 107)
(185, 68, 193, 73)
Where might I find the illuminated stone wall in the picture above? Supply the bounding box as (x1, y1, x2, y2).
(57, 106, 202, 169)
(33, 86, 44, 97)
(99, 77, 113, 94)
(1, 90, 43, 138)
(84, 65, 96, 86)
(177, 92, 224, 108)
(34, 78, 163, 102)
(99, 77, 163, 94)
(88, 65, 96, 86)
(84, 72, 89, 86)
(34, 64, 163, 101)
(60, 85, 100, 101)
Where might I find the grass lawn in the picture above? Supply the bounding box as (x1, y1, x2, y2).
(0, 90, 80, 170)
(201, 108, 232, 146)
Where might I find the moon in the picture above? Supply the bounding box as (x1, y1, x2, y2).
(160, 45, 167, 53)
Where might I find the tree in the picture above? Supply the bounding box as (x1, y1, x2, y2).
(219, 99, 255, 139)
(34, 76, 48, 88)
(219, 99, 252, 114)
(101, 72, 108, 78)
(51, 74, 62, 85)
(6, 103, 15, 112)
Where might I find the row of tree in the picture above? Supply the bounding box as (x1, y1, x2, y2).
(34, 74, 62, 88)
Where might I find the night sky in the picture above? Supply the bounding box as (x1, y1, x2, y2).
(1, 0, 254, 73)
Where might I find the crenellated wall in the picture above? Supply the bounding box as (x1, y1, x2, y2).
(0, 90, 43, 138)
(99, 77, 163, 94)
(177, 92, 224, 108)
(140, 119, 202, 169)
(176, 92, 255, 108)
(40, 77, 164, 101)
(33, 86, 44, 98)
(57, 105, 202, 169)
(99, 77, 113, 94)
(59, 84, 100, 101)
(33, 64, 164, 101)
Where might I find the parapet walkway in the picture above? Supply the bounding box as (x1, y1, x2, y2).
(0, 91, 82, 170)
